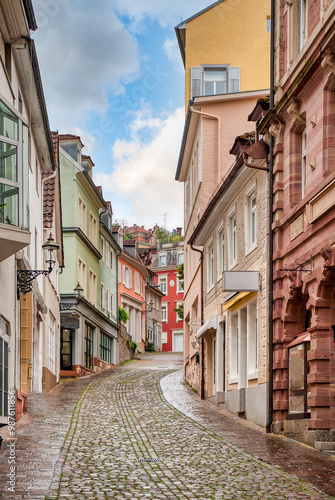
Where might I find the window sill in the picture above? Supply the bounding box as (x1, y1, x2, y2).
(229, 376, 238, 385)
(245, 243, 257, 257)
(207, 284, 214, 294)
(247, 372, 258, 381)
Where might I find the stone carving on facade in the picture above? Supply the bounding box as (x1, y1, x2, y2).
(287, 99, 306, 132)
(269, 121, 285, 145)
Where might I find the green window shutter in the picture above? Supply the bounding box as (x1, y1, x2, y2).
(190, 67, 202, 98)
(229, 67, 240, 93)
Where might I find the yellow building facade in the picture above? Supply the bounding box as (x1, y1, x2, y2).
(176, 0, 271, 107)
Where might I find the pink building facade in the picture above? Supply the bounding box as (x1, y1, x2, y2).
(260, 0, 335, 448)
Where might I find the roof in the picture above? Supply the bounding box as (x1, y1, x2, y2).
(248, 96, 270, 122)
(82, 154, 95, 167)
(175, 0, 225, 29)
(42, 133, 58, 228)
(125, 225, 151, 235)
(175, 100, 193, 180)
(59, 134, 84, 149)
(23, 0, 37, 30)
(229, 132, 255, 156)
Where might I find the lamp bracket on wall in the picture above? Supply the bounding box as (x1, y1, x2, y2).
(17, 269, 51, 299)
(278, 256, 312, 273)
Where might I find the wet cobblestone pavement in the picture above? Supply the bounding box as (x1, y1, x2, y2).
(0, 352, 334, 499)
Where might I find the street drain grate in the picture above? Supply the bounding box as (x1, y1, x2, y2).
(137, 458, 163, 463)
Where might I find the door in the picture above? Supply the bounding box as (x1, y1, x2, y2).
(61, 328, 73, 370)
(173, 332, 183, 352)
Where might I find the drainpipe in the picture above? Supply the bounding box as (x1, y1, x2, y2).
(266, 0, 275, 433)
(41, 170, 57, 185)
(242, 152, 269, 172)
(190, 243, 205, 399)
(190, 107, 221, 183)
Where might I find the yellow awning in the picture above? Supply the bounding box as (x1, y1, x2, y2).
(222, 292, 251, 311)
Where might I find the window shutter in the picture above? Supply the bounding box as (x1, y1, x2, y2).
(122, 265, 126, 286)
(190, 67, 202, 99)
(229, 67, 240, 93)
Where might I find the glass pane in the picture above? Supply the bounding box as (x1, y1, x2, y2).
(0, 183, 19, 226)
(0, 101, 18, 140)
(204, 82, 214, 95)
(0, 142, 17, 181)
(204, 70, 226, 81)
(289, 344, 305, 413)
(216, 81, 227, 94)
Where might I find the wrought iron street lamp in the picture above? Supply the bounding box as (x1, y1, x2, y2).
(17, 233, 59, 298)
(141, 301, 154, 314)
(59, 282, 84, 310)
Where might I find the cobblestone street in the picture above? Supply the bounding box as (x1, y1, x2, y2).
(0, 353, 334, 499)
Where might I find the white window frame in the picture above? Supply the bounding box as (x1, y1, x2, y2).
(299, 0, 307, 52)
(190, 65, 240, 99)
(177, 276, 184, 294)
(217, 222, 224, 281)
(78, 197, 87, 234)
(78, 257, 87, 298)
(175, 301, 183, 322)
(159, 276, 168, 295)
(228, 207, 237, 269)
(135, 271, 140, 294)
(162, 303, 168, 323)
(245, 183, 257, 255)
(123, 265, 132, 289)
(159, 253, 167, 267)
(118, 261, 121, 283)
(100, 283, 105, 310)
(89, 212, 97, 246)
(207, 238, 214, 292)
(110, 292, 114, 316)
(247, 301, 258, 380)
(89, 269, 97, 307)
(177, 251, 184, 265)
(100, 235, 104, 261)
(229, 313, 239, 384)
(49, 314, 55, 373)
(161, 331, 168, 344)
(106, 243, 110, 267)
(106, 288, 109, 312)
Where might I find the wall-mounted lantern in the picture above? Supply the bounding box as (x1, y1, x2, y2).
(17, 233, 59, 298)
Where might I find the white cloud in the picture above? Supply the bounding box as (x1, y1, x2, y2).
(32, 0, 140, 130)
(94, 105, 185, 231)
(113, 0, 214, 28)
(163, 38, 181, 65)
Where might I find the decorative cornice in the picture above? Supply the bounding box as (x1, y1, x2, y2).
(62, 227, 102, 260)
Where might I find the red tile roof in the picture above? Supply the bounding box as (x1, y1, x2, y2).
(59, 134, 84, 148)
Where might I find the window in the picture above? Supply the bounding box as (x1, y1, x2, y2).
(135, 272, 140, 294)
(245, 185, 257, 253)
(207, 240, 214, 290)
(100, 235, 104, 260)
(159, 253, 167, 266)
(299, 0, 307, 52)
(78, 197, 87, 234)
(230, 313, 238, 382)
(190, 65, 240, 99)
(85, 324, 94, 370)
(159, 276, 167, 295)
(288, 340, 311, 417)
(123, 266, 132, 289)
(162, 304, 167, 322)
(100, 332, 112, 364)
(110, 250, 114, 270)
(176, 301, 183, 322)
(247, 302, 258, 378)
(118, 262, 121, 283)
(301, 129, 306, 198)
(147, 328, 153, 342)
(49, 314, 56, 374)
(110, 292, 114, 315)
(100, 283, 105, 309)
(89, 269, 97, 306)
(106, 243, 109, 267)
(0, 99, 29, 228)
(217, 225, 224, 280)
(228, 209, 237, 268)
(177, 276, 184, 294)
(177, 251, 184, 265)
(90, 213, 97, 246)
(78, 258, 87, 297)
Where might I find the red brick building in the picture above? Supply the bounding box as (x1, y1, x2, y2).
(260, 0, 335, 449)
(150, 244, 184, 352)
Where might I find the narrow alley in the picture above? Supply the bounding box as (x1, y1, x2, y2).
(0, 353, 334, 500)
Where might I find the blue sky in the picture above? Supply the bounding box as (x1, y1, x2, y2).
(31, 0, 212, 231)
